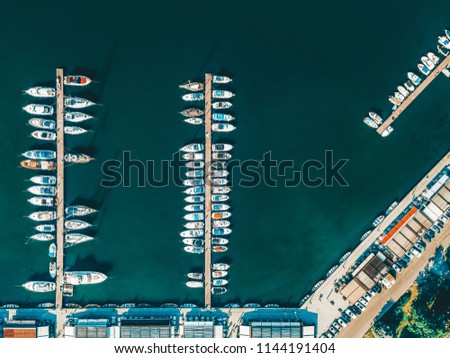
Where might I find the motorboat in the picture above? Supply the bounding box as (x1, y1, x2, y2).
(184, 213, 204, 221)
(212, 75, 232, 84)
(49, 262, 56, 278)
(381, 126, 394, 137)
(212, 101, 232, 109)
(179, 81, 204, 91)
(184, 186, 205, 195)
(187, 272, 203, 280)
(180, 108, 204, 117)
(23, 104, 54, 116)
(211, 287, 227, 295)
(65, 112, 94, 122)
(184, 220, 204, 229)
(184, 118, 203, 125)
(65, 303, 82, 309)
(212, 186, 231, 194)
(65, 219, 91, 231)
(37, 303, 55, 308)
(212, 113, 235, 121)
(23, 150, 56, 160)
(64, 96, 95, 108)
(30, 175, 56, 185)
(28, 185, 56, 196)
(212, 194, 229, 202)
(30, 233, 54, 241)
(212, 204, 230, 211)
(446, 29, 450, 40)
(184, 246, 204, 254)
(63, 271, 107, 285)
(388, 96, 401, 106)
(64, 153, 94, 163)
(360, 230, 372, 242)
(418, 63, 430, 76)
(180, 229, 204, 238)
(65, 205, 97, 217)
(65, 233, 94, 247)
(397, 85, 409, 98)
(186, 281, 204, 288)
(183, 178, 204, 186)
(339, 251, 351, 264)
(369, 112, 383, 125)
(211, 170, 229, 178)
(213, 90, 234, 99)
(182, 93, 204, 101)
(65, 126, 88, 135)
(212, 279, 228, 286)
(212, 270, 228, 278)
(184, 204, 204, 212)
(181, 143, 204, 152)
(64, 75, 92, 86)
(22, 281, 55, 292)
(213, 220, 230, 228)
(24, 87, 55, 98)
(326, 265, 339, 277)
(212, 143, 233, 152)
(427, 51, 439, 65)
(311, 280, 324, 292)
(186, 161, 204, 169)
(35, 224, 55, 232)
(22, 160, 56, 171)
(182, 153, 204, 161)
(212, 238, 229, 245)
(29, 118, 56, 130)
(404, 81, 415, 92)
(184, 196, 205, 203)
(212, 228, 231, 235)
(407, 72, 422, 85)
(182, 238, 204, 246)
(385, 201, 398, 215)
(28, 211, 56, 221)
(48, 243, 56, 258)
(212, 152, 231, 160)
(212, 211, 231, 219)
(186, 170, 204, 178)
(212, 263, 230, 270)
(211, 162, 227, 170)
(437, 44, 449, 56)
(372, 215, 385, 227)
(212, 123, 236, 132)
(212, 178, 228, 185)
(438, 35, 450, 49)
(394, 91, 405, 102)
(31, 130, 56, 141)
(421, 56, 435, 70)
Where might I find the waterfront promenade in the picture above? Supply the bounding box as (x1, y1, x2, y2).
(301, 149, 450, 334)
(55, 68, 65, 311)
(204, 74, 212, 308)
(377, 54, 450, 134)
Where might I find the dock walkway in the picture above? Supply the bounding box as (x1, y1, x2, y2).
(55, 68, 65, 335)
(377, 54, 450, 134)
(204, 74, 212, 308)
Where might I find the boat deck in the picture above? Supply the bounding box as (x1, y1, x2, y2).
(377, 53, 450, 135)
(55, 68, 65, 335)
(204, 74, 212, 308)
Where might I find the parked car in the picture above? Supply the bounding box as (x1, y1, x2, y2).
(331, 321, 341, 331)
(430, 224, 441, 234)
(423, 233, 432, 243)
(352, 304, 363, 313)
(392, 263, 402, 273)
(345, 308, 357, 319)
(336, 318, 347, 327)
(439, 215, 448, 224)
(363, 293, 372, 302)
(372, 284, 382, 294)
(414, 241, 426, 251)
(436, 221, 444, 229)
(426, 229, 435, 238)
(410, 247, 421, 257)
(405, 250, 415, 260)
(355, 301, 366, 311)
(329, 326, 338, 335)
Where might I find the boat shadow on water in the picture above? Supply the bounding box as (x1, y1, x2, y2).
(66, 254, 113, 275)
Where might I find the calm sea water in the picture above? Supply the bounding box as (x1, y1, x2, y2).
(1, 0, 450, 307)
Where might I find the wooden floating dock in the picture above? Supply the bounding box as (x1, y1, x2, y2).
(377, 54, 450, 135)
(55, 68, 65, 313)
(204, 73, 212, 308)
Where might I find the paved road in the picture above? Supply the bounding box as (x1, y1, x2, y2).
(338, 225, 450, 338)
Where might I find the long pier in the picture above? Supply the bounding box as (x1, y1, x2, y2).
(204, 74, 212, 308)
(55, 68, 65, 315)
(377, 54, 450, 134)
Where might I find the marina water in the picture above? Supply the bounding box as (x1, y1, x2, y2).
(1, 0, 450, 307)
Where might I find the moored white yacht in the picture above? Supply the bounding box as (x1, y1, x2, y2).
(184, 117, 203, 125)
(64, 96, 95, 108)
(182, 238, 204, 246)
(211, 170, 229, 178)
(30, 233, 54, 241)
(179, 81, 204, 91)
(184, 204, 204, 212)
(212, 194, 229, 202)
(185, 170, 204, 178)
(181, 143, 204, 152)
(212, 75, 232, 83)
(22, 281, 55, 292)
(29, 118, 56, 130)
(186, 161, 204, 169)
(35, 224, 55, 232)
(184, 246, 204, 254)
(184, 196, 205, 203)
(212, 90, 235, 99)
(64, 75, 92, 86)
(180, 229, 204, 238)
(184, 213, 204, 221)
(212, 186, 231, 194)
(418, 63, 430, 76)
(31, 130, 56, 141)
(65, 233, 94, 247)
(421, 55, 435, 70)
(24, 87, 55, 98)
(184, 221, 204, 229)
(28, 196, 54, 206)
(65, 205, 97, 217)
(184, 186, 204, 195)
(212, 270, 228, 278)
(182, 93, 204, 101)
(65, 126, 88, 135)
(363, 118, 378, 129)
(64, 153, 94, 163)
(65, 112, 93, 122)
(381, 126, 394, 137)
(427, 51, 439, 65)
(28, 211, 56, 221)
(368, 112, 383, 125)
(28, 185, 56, 196)
(187, 272, 203, 280)
(212, 101, 232, 109)
(183, 178, 204, 186)
(212, 211, 231, 219)
(213, 220, 230, 228)
(63, 271, 107, 285)
(212, 113, 234, 121)
(212, 143, 233, 152)
(397, 85, 409, 98)
(186, 281, 204, 288)
(212, 263, 230, 270)
(404, 80, 415, 92)
(23, 150, 56, 160)
(407, 72, 422, 85)
(65, 219, 91, 231)
(213, 152, 231, 160)
(23, 104, 54, 116)
(180, 108, 204, 117)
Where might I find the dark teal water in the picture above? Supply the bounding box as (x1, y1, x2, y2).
(1, 0, 450, 307)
